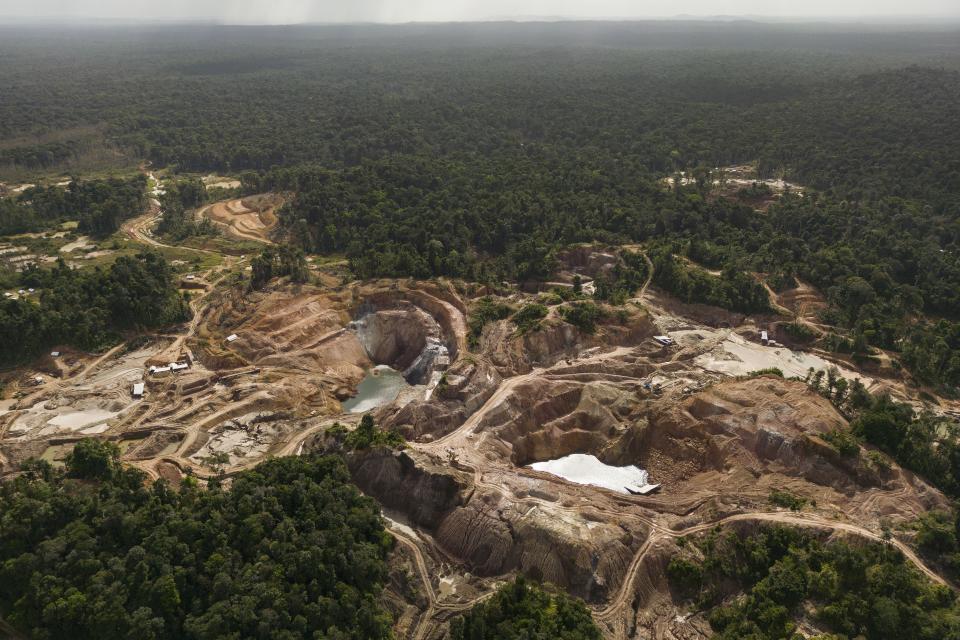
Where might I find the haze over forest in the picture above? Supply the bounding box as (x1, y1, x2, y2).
(2, 0, 959, 23)
(1, 11, 959, 640)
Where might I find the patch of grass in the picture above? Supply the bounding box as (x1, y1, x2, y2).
(821, 429, 859, 457)
(468, 297, 513, 348)
(558, 301, 606, 334)
(783, 321, 817, 343)
(177, 234, 262, 256)
(769, 489, 811, 511)
(538, 292, 564, 306)
(310, 253, 348, 266)
(512, 303, 548, 334)
(748, 367, 783, 378)
(340, 415, 405, 451)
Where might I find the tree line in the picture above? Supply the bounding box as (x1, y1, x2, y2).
(0, 444, 395, 639)
(667, 525, 960, 639)
(1, 175, 146, 237)
(0, 252, 190, 365)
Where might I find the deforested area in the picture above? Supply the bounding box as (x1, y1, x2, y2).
(1, 16, 960, 640)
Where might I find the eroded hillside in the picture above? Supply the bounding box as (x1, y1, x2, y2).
(2, 238, 956, 640)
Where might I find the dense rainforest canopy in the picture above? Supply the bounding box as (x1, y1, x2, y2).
(0, 22, 958, 386)
(0, 444, 395, 639)
(449, 577, 601, 640)
(667, 525, 960, 639)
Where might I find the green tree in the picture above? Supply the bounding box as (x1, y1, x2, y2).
(65, 438, 121, 480)
(450, 577, 601, 640)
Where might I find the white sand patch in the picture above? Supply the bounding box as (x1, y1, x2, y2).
(80, 423, 111, 435)
(439, 576, 461, 598)
(59, 236, 93, 253)
(48, 408, 119, 430)
(691, 331, 871, 383)
(205, 179, 241, 190)
(529, 454, 656, 494)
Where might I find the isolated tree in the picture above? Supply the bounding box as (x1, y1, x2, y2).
(65, 438, 121, 481)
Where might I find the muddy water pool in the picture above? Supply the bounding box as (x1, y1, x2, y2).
(342, 365, 409, 413)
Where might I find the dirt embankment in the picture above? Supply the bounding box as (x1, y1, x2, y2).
(480, 305, 655, 378)
(341, 361, 950, 611)
(198, 193, 283, 243)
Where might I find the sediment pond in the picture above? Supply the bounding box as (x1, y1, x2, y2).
(342, 365, 409, 414)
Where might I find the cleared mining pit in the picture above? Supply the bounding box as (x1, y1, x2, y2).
(1, 246, 956, 640)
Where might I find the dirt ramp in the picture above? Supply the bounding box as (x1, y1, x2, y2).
(378, 358, 502, 441)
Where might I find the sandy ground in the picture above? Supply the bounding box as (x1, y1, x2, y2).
(203, 175, 242, 190)
(59, 236, 94, 253)
(197, 194, 281, 243)
(1, 211, 956, 640)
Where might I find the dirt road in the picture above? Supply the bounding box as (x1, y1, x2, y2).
(593, 510, 948, 638)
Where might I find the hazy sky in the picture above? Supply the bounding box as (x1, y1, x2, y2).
(2, 0, 958, 23)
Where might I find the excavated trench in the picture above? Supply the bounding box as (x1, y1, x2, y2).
(349, 300, 453, 386)
(467, 377, 643, 469)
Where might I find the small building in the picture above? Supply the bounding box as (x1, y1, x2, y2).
(760, 330, 769, 345)
(170, 362, 189, 372)
(3, 292, 11, 298)
(50, 351, 61, 357)
(653, 335, 674, 346)
(132, 382, 145, 398)
(33, 375, 44, 385)
(226, 334, 239, 343)
(149, 365, 172, 377)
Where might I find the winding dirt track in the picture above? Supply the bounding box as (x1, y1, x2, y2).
(96, 218, 953, 640)
(593, 511, 947, 638)
(386, 491, 948, 640)
(122, 207, 220, 257)
(404, 329, 951, 638)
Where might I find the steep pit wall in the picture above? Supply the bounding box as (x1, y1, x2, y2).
(435, 492, 645, 602)
(351, 299, 454, 386)
(468, 376, 642, 467)
(355, 284, 466, 361)
(378, 358, 503, 441)
(345, 443, 647, 603)
(347, 448, 471, 529)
